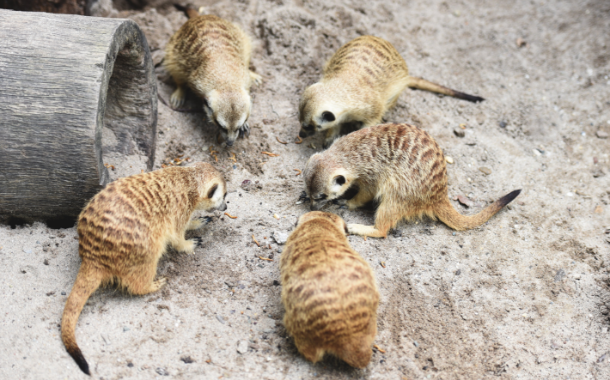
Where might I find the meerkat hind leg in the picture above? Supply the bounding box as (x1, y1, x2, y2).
(123, 264, 166, 295)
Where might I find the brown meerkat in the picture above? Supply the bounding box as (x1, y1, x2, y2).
(281, 211, 379, 368)
(299, 35, 484, 148)
(61, 163, 227, 375)
(164, 5, 261, 146)
(303, 123, 520, 238)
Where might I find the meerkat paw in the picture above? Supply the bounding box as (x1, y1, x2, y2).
(151, 277, 167, 292)
(250, 71, 262, 86)
(187, 216, 213, 231)
(193, 237, 204, 248)
(170, 86, 186, 109)
(239, 122, 250, 138)
(347, 224, 387, 238)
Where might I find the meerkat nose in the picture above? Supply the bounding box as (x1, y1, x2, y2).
(225, 139, 234, 147)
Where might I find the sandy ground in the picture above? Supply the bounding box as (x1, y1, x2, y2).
(1, 0, 610, 379)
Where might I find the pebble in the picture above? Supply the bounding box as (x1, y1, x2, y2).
(455, 269, 461, 275)
(123, 326, 130, 332)
(479, 167, 491, 175)
(453, 128, 465, 138)
(596, 130, 609, 139)
(237, 340, 248, 354)
(181, 356, 194, 364)
(272, 230, 289, 245)
(156, 368, 169, 376)
(499, 120, 507, 128)
(23, 248, 32, 254)
(61, 291, 66, 296)
(413, 341, 419, 347)
(445, 156, 454, 164)
(554, 269, 566, 282)
(216, 315, 225, 324)
(457, 195, 474, 208)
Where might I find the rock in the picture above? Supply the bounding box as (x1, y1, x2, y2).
(273, 280, 280, 286)
(216, 315, 225, 324)
(445, 156, 454, 164)
(272, 230, 289, 245)
(453, 128, 465, 138)
(22, 248, 32, 254)
(499, 120, 507, 128)
(156, 368, 169, 376)
(479, 167, 492, 175)
(597, 130, 609, 139)
(181, 356, 194, 364)
(123, 326, 130, 332)
(516, 38, 527, 47)
(455, 269, 461, 275)
(457, 195, 474, 208)
(237, 340, 248, 354)
(554, 269, 566, 282)
(476, 113, 486, 125)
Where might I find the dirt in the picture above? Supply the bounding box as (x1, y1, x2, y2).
(1, 0, 610, 379)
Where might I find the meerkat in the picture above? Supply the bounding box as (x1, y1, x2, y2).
(303, 123, 520, 238)
(61, 163, 227, 375)
(281, 211, 379, 368)
(299, 35, 484, 148)
(164, 5, 261, 146)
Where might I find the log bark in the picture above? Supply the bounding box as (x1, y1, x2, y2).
(0, 0, 88, 15)
(0, 9, 157, 226)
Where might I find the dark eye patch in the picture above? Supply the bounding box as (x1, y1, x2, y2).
(207, 184, 218, 199)
(338, 183, 359, 201)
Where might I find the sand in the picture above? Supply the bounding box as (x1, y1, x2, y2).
(1, 0, 609, 379)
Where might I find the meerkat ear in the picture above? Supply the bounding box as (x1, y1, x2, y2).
(321, 111, 335, 123)
(333, 175, 346, 186)
(207, 184, 218, 199)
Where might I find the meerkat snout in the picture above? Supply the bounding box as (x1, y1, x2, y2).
(205, 89, 251, 147)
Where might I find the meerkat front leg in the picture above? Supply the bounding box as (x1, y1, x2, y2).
(323, 126, 341, 149)
(347, 202, 396, 238)
(169, 233, 197, 254)
(170, 84, 187, 109)
(187, 216, 213, 230)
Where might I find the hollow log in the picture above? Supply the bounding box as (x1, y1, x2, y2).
(0, 9, 157, 226)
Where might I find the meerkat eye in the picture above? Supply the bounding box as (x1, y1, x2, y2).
(321, 111, 335, 123)
(207, 184, 218, 199)
(333, 175, 346, 186)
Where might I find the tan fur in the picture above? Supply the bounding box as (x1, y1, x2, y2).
(164, 11, 262, 146)
(299, 36, 484, 148)
(281, 211, 379, 368)
(61, 163, 227, 375)
(303, 123, 520, 238)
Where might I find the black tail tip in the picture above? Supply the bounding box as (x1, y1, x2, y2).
(454, 91, 485, 103)
(68, 347, 90, 375)
(498, 189, 522, 207)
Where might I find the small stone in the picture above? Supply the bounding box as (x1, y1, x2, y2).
(574, 273, 581, 280)
(43, 259, 49, 265)
(413, 341, 419, 347)
(273, 280, 280, 286)
(596, 130, 609, 139)
(499, 120, 507, 128)
(181, 356, 194, 364)
(554, 269, 566, 282)
(23, 248, 32, 254)
(156, 367, 169, 376)
(237, 340, 248, 354)
(127, 362, 134, 367)
(457, 195, 474, 208)
(594, 156, 599, 164)
(479, 167, 492, 175)
(445, 156, 454, 164)
(455, 269, 461, 275)
(595, 205, 603, 214)
(516, 38, 527, 47)
(476, 114, 486, 125)
(61, 291, 66, 296)
(123, 326, 130, 332)
(453, 128, 465, 138)
(272, 231, 289, 245)
(216, 315, 225, 324)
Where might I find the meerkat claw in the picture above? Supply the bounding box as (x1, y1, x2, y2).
(170, 86, 186, 109)
(239, 122, 250, 138)
(193, 237, 204, 247)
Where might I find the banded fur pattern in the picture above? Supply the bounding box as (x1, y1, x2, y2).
(281, 212, 379, 368)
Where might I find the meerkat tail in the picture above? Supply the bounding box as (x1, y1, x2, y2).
(434, 189, 521, 230)
(405, 76, 485, 103)
(174, 3, 200, 19)
(61, 264, 104, 375)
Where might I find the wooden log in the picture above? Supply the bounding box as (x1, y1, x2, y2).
(0, 0, 87, 15)
(0, 9, 157, 226)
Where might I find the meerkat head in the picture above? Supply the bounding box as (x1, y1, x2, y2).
(205, 88, 252, 147)
(298, 83, 343, 138)
(192, 162, 228, 211)
(297, 211, 348, 235)
(304, 153, 354, 211)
